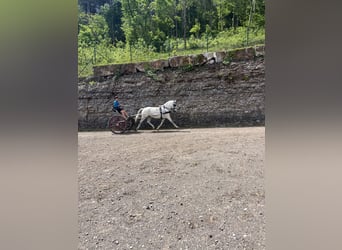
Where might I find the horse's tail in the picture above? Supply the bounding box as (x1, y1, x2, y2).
(135, 108, 144, 123)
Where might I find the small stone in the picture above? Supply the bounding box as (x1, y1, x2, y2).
(114, 240, 119, 244)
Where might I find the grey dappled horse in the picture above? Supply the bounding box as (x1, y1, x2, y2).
(135, 100, 179, 131)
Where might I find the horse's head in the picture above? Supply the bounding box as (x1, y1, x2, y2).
(164, 100, 177, 112)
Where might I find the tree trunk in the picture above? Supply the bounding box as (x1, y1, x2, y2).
(183, 4, 187, 49)
(246, 0, 255, 46)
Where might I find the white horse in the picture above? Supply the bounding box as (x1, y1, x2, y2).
(135, 100, 179, 131)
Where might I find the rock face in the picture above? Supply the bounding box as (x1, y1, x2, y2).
(78, 47, 265, 130)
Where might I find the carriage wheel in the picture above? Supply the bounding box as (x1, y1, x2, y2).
(109, 115, 127, 134)
(126, 117, 135, 131)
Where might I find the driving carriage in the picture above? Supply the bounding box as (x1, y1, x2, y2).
(108, 110, 136, 134)
(108, 100, 179, 134)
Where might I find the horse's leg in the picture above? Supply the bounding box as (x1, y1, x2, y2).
(136, 116, 146, 131)
(156, 119, 165, 130)
(146, 117, 155, 129)
(166, 116, 179, 129)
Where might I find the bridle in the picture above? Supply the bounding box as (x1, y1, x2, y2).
(159, 101, 176, 119)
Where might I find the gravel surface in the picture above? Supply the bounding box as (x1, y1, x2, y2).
(78, 127, 265, 249)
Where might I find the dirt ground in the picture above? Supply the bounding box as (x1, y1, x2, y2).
(78, 127, 265, 250)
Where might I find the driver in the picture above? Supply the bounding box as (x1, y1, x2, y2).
(113, 96, 128, 119)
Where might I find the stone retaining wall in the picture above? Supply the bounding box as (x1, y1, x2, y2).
(78, 46, 265, 130)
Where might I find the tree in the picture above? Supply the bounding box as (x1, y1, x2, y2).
(246, 0, 256, 45)
(189, 19, 200, 38)
(78, 13, 110, 47)
(121, 0, 153, 45)
(100, 1, 125, 44)
(78, 0, 113, 13)
(177, 0, 195, 49)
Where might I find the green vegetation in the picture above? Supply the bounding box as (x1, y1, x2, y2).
(181, 64, 194, 72)
(146, 70, 161, 81)
(78, 0, 265, 77)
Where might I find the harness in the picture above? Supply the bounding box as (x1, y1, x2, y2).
(159, 105, 171, 119)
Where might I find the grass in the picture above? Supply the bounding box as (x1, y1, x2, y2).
(78, 27, 265, 77)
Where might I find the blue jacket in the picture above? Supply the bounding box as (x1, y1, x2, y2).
(113, 100, 120, 108)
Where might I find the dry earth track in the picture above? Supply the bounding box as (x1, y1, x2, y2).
(78, 127, 265, 249)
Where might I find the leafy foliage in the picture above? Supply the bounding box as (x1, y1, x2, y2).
(78, 13, 110, 47)
(78, 0, 265, 77)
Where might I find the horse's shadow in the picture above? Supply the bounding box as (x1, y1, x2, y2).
(111, 129, 190, 135)
(150, 129, 190, 133)
(111, 131, 137, 136)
